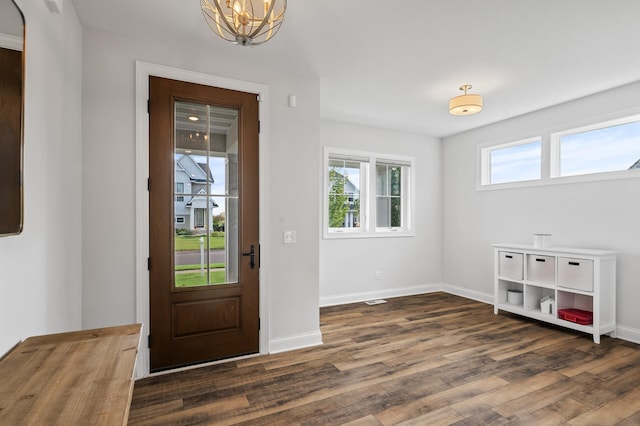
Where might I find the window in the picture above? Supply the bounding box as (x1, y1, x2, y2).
(376, 163, 404, 228)
(481, 138, 542, 185)
(175, 182, 184, 202)
(479, 114, 640, 190)
(324, 148, 413, 238)
(327, 156, 366, 230)
(175, 216, 185, 224)
(552, 117, 640, 177)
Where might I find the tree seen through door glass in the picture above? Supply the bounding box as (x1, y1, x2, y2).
(174, 101, 239, 287)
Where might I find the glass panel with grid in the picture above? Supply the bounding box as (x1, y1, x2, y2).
(173, 101, 239, 287)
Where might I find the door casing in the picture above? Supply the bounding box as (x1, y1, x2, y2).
(134, 61, 271, 378)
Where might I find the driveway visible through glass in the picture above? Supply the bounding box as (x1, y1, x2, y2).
(173, 101, 239, 287)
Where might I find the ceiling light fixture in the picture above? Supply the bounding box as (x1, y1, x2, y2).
(201, 0, 287, 47)
(449, 84, 483, 116)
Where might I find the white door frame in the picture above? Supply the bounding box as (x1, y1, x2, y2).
(134, 61, 270, 378)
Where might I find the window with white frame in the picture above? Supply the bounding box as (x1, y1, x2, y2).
(324, 148, 413, 238)
(552, 116, 640, 177)
(376, 163, 405, 228)
(479, 114, 640, 190)
(327, 155, 367, 231)
(481, 137, 542, 186)
(175, 182, 185, 202)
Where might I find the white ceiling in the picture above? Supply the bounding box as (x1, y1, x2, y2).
(70, 0, 640, 138)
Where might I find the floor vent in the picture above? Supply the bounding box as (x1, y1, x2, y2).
(365, 299, 387, 306)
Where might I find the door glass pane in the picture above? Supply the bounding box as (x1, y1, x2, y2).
(174, 101, 239, 288)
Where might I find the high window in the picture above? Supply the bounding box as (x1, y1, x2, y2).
(481, 138, 542, 186)
(479, 114, 640, 189)
(552, 117, 640, 177)
(324, 148, 413, 238)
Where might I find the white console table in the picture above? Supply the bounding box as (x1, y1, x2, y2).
(493, 244, 616, 344)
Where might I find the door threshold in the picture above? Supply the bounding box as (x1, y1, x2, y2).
(146, 353, 261, 378)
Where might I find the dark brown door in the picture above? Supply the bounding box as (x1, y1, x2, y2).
(148, 76, 259, 372)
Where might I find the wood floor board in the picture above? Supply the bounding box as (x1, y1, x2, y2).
(129, 292, 640, 425)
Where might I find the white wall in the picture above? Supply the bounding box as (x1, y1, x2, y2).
(80, 29, 320, 349)
(319, 120, 442, 306)
(0, 0, 83, 355)
(442, 81, 640, 340)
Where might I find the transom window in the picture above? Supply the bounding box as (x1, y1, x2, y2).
(324, 148, 414, 238)
(484, 138, 541, 185)
(552, 117, 640, 177)
(479, 114, 640, 189)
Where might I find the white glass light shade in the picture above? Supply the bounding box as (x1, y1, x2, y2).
(449, 93, 483, 115)
(201, 0, 287, 46)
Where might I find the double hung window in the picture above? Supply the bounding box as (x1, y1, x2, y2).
(324, 148, 413, 238)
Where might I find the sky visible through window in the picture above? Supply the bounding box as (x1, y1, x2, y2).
(490, 140, 541, 184)
(560, 120, 640, 176)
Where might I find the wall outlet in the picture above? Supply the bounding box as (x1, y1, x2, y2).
(283, 230, 296, 244)
(374, 271, 381, 280)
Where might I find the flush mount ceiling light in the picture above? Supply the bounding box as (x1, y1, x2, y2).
(201, 0, 287, 46)
(449, 84, 483, 116)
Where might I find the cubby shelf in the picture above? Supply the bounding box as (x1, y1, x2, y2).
(493, 244, 617, 344)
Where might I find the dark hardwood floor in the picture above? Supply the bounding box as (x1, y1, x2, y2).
(129, 292, 640, 425)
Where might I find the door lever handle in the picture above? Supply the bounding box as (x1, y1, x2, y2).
(242, 244, 255, 269)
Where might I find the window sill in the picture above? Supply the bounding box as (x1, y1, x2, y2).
(477, 168, 640, 191)
(323, 229, 415, 240)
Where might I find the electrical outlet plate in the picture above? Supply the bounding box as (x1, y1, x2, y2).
(283, 230, 296, 244)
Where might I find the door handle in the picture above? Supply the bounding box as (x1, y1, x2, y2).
(242, 244, 255, 269)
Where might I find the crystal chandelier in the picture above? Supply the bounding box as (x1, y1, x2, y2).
(201, 0, 287, 46)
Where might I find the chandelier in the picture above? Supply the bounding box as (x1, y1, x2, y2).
(201, 0, 287, 46)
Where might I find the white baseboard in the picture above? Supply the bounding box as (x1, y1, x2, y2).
(319, 283, 442, 307)
(269, 330, 323, 354)
(615, 325, 640, 344)
(440, 283, 494, 305)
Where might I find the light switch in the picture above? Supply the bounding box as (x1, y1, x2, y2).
(283, 230, 296, 244)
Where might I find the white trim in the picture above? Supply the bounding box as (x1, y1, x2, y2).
(269, 331, 323, 354)
(440, 283, 494, 305)
(319, 283, 441, 307)
(134, 61, 270, 378)
(615, 325, 640, 345)
(0, 32, 23, 51)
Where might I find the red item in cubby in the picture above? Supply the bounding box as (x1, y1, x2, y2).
(558, 308, 593, 325)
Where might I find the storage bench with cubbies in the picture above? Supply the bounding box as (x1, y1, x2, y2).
(493, 243, 616, 343)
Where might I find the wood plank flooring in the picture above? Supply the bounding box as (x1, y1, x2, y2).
(129, 292, 640, 425)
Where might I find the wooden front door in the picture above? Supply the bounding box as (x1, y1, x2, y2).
(148, 76, 259, 372)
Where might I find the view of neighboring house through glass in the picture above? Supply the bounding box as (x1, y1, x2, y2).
(554, 117, 640, 177)
(174, 101, 239, 287)
(325, 148, 414, 237)
(488, 138, 542, 185)
(327, 157, 364, 230)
